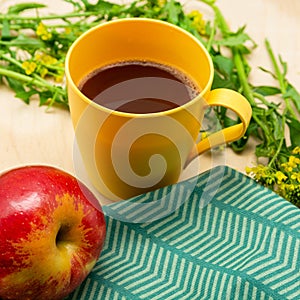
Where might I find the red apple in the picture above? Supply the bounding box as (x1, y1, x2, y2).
(0, 165, 106, 300)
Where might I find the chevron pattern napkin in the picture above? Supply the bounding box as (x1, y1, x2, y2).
(67, 166, 300, 300)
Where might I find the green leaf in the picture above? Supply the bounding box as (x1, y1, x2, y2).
(259, 66, 277, 80)
(212, 72, 236, 89)
(287, 117, 300, 148)
(253, 85, 281, 96)
(39, 90, 53, 106)
(284, 84, 300, 112)
(7, 3, 46, 14)
(5, 77, 35, 104)
(214, 27, 251, 47)
(270, 110, 284, 140)
(245, 121, 261, 140)
(0, 34, 45, 49)
(15, 89, 38, 104)
(81, 0, 116, 12)
(231, 134, 249, 152)
(255, 142, 277, 158)
(164, 0, 180, 24)
(213, 55, 233, 78)
(223, 115, 238, 128)
(5, 77, 25, 95)
(279, 55, 288, 78)
(1, 19, 11, 40)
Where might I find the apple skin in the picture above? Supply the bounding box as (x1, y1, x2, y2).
(0, 165, 106, 300)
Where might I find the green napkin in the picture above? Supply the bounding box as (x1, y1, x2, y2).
(68, 166, 300, 300)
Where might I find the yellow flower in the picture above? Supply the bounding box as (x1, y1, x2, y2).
(275, 171, 287, 184)
(157, 0, 166, 7)
(44, 55, 57, 65)
(36, 22, 52, 41)
(54, 74, 64, 83)
(201, 131, 208, 140)
(39, 67, 48, 78)
(291, 172, 300, 183)
(292, 146, 300, 155)
(245, 166, 252, 174)
(22, 61, 37, 75)
(266, 177, 275, 185)
(288, 184, 295, 192)
(64, 27, 72, 35)
(281, 162, 293, 173)
(246, 164, 268, 181)
(281, 156, 299, 173)
(188, 10, 206, 35)
(288, 156, 300, 168)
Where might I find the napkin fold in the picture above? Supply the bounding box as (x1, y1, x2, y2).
(68, 166, 300, 300)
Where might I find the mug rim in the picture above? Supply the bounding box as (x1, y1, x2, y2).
(65, 17, 214, 118)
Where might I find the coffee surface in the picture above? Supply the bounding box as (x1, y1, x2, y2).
(79, 61, 199, 113)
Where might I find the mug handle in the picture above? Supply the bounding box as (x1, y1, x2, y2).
(188, 88, 252, 162)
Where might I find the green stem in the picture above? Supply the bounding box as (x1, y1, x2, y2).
(0, 11, 96, 21)
(0, 54, 65, 93)
(0, 67, 65, 96)
(206, 19, 216, 53)
(43, 64, 65, 72)
(265, 39, 285, 92)
(232, 48, 255, 105)
(265, 39, 297, 119)
(0, 24, 21, 30)
(198, 0, 229, 34)
(253, 92, 273, 107)
(284, 101, 298, 120)
(233, 50, 275, 145)
(268, 116, 286, 168)
(0, 68, 40, 86)
(1, 53, 23, 69)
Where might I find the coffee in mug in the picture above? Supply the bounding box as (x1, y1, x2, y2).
(79, 60, 199, 114)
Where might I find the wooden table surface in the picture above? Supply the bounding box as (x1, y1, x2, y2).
(1, 0, 299, 204)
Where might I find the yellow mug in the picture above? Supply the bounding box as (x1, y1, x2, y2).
(65, 18, 252, 201)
